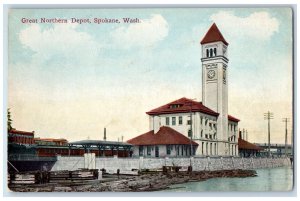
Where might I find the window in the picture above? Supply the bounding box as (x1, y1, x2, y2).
(169, 104, 182, 109)
(177, 146, 180, 156)
(202, 142, 204, 155)
(172, 117, 176, 125)
(166, 145, 171, 155)
(188, 129, 192, 138)
(214, 48, 217, 56)
(210, 48, 213, 57)
(187, 120, 191, 125)
(147, 146, 151, 156)
(235, 145, 237, 155)
(139, 146, 144, 156)
(210, 143, 212, 155)
(206, 49, 209, 57)
(179, 116, 183, 125)
(166, 117, 170, 125)
(185, 146, 188, 156)
(215, 143, 217, 155)
(155, 146, 159, 157)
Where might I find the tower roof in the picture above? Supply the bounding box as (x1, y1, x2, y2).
(127, 126, 198, 146)
(200, 23, 228, 45)
(146, 97, 219, 116)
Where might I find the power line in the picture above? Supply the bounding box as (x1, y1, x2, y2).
(282, 118, 290, 156)
(264, 111, 274, 157)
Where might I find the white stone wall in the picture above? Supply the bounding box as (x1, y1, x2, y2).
(52, 156, 291, 174)
(51, 156, 84, 171)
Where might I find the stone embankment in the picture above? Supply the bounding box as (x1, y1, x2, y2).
(52, 156, 291, 174)
(9, 169, 257, 192)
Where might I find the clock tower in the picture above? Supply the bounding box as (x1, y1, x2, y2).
(201, 23, 229, 155)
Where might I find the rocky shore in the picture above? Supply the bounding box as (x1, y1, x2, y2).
(9, 169, 257, 192)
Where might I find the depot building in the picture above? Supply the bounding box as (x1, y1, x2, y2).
(127, 23, 239, 157)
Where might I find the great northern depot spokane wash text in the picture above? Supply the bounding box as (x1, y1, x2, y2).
(21, 17, 141, 24)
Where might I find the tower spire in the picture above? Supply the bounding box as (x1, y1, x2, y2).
(201, 23, 228, 45)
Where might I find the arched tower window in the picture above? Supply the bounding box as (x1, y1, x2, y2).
(210, 48, 213, 57)
(206, 49, 209, 58)
(214, 48, 217, 56)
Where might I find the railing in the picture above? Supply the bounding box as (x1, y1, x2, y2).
(8, 154, 57, 161)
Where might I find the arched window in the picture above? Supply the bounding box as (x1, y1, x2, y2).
(210, 49, 213, 57)
(206, 143, 208, 155)
(214, 48, 217, 56)
(206, 49, 209, 57)
(214, 143, 217, 155)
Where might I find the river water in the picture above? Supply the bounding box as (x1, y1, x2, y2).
(161, 167, 293, 192)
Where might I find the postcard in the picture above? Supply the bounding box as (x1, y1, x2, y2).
(6, 7, 294, 193)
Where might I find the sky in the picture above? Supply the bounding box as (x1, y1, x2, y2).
(7, 8, 293, 144)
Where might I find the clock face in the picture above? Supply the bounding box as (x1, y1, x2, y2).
(207, 70, 216, 79)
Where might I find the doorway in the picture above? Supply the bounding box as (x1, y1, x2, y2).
(155, 146, 159, 157)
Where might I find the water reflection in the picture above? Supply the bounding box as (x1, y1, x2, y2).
(162, 167, 293, 192)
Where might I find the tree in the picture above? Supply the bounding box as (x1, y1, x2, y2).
(7, 108, 13, 131)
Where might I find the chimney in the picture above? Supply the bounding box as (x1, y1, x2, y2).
(104, 127, 107, 141)
(242, 129, 245, 140)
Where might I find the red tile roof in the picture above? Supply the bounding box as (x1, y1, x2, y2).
(9, 129, 34, 136)
(127, 126, 198, 146)
(200, 23, 228, 45)
(238, 138, 264, 150)
(228, 115, 240, 122)
(34, 138, 68, 143)
(146, 97, 219, 116)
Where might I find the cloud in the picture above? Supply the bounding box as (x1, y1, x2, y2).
(210, 11, 279, 41)
(18, 23, 100, 65)
(111, 14, 169, 49)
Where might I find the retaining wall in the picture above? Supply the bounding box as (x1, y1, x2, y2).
(51, 155, 291, 174)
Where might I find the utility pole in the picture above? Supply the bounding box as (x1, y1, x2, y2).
(103, 127, 107, 141)
(264, 111, 274, 157)
(291, 127, 293, 156)
(282, 118, 290, 156)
